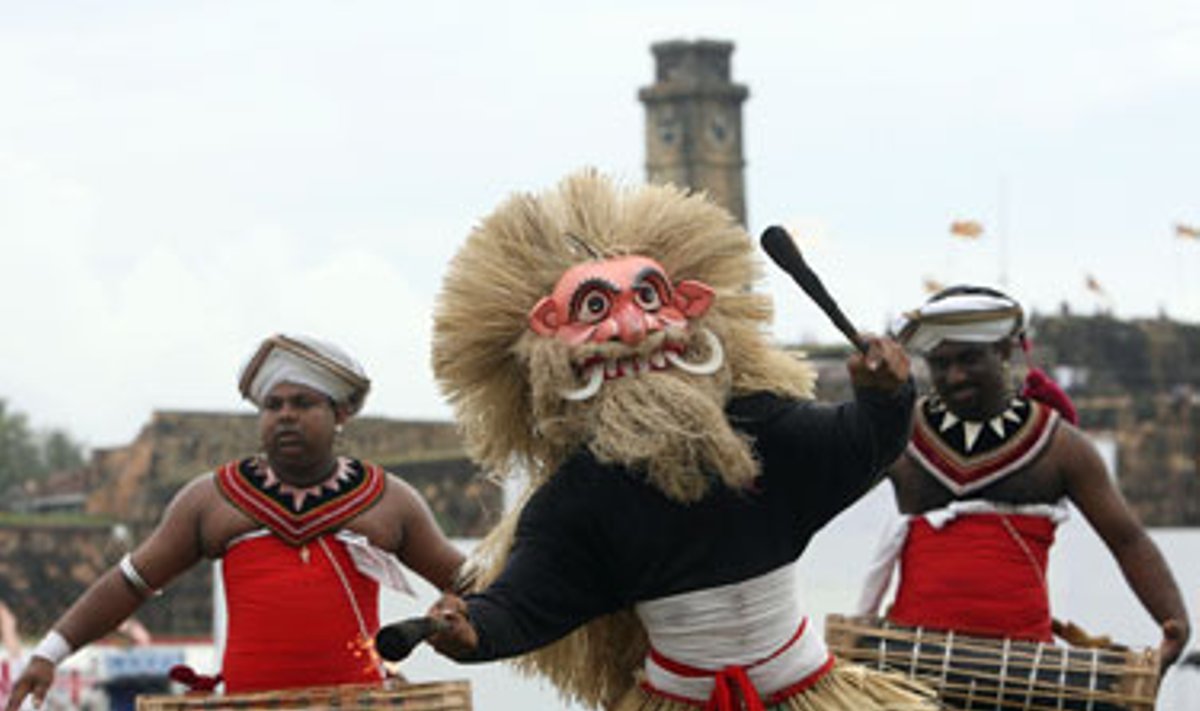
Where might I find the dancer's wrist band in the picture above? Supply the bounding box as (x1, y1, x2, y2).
(32, 630, 73, 666)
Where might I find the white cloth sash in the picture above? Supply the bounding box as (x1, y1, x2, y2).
(636, 562, 830, 700)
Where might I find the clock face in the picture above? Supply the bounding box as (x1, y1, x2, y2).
(708, 110, 732, 147)
(657, 115, 679, 147)
(650, 106, 684, 161)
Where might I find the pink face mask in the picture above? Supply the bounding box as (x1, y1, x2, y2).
(529, 256, 714, 347)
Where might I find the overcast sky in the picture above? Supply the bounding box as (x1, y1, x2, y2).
(2, 0, 1199, 449)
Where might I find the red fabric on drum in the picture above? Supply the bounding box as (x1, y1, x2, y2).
(888, 513, 1056, 642)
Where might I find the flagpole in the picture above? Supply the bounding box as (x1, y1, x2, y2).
(1177, 222, 1200, 322)
(1173, 225, 1182, 321)
(997, 176, 1009, 288)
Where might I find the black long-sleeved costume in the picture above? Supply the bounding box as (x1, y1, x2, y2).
(463, 382, 915, 661)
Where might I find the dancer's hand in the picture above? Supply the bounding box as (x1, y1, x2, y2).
(847, 335, 910, 393)
(4, 657, 55, 711)
(426, 593, 479, 660)
(1159, 618, 1189, 673)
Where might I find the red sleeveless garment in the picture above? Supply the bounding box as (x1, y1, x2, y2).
(888, 513, 1057, 642)
(221, 533, 383, 692)
(889, 395, 1061, 641)
(214, 457, 387, 692)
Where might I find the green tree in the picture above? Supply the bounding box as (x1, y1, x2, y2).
(42, 429, 85, 472)
(0, 399, 42, 491)
(0, 399, 88, 494)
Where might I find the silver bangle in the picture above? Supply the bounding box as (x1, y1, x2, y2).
(32, 630, 73, 666)
(119, 553, 162, 597)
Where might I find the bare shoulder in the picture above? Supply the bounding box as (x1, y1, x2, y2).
(1046, 419, 1122, 505)
(378, 472, 428, 514)
(345, 473, 427, 552)
(162, 473, 223, 517)
(167, 472, 257, 558)
(1047, 418, 1106, 475)
(136, 473, 236, 566)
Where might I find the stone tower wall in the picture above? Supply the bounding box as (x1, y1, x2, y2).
(639, 39, 749, 224)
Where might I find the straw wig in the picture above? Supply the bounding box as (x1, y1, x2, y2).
(433, 169, 814, 485)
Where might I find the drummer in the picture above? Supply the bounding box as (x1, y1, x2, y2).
(859, 285, 1190, 673)
(3, 334, 466, 710)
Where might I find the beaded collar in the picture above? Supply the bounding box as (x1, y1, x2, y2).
(908, 394, 1059, 496)
(216, 456, 385, 546)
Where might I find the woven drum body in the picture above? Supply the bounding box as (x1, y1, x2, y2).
(135, 680, 472, 711)
(825, 615, 1158, 711)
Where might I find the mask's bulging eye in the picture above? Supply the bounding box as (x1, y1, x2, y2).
(634, 283, 663, 311)
(576, 289, 612, 324)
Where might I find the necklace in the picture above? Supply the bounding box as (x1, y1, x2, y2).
(909, 394, 1060, 495)
(924, 395, 1025, 454)
(216, 456, 386, 546)
(258, 457, 356, 512)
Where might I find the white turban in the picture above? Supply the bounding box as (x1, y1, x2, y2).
(892, 291, 1023, 355)
(238, 334, 371, 415)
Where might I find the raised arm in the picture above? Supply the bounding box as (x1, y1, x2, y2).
(427, 468, 621, 662)
(4, 477, 209, 711)
(844, 335, 916, 483)
(1060, 425, 1190, 671)
(744, 335, 914, 525)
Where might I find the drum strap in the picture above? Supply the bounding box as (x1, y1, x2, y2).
(998, 514, 1049, 596)
(318, 536, 371, 643)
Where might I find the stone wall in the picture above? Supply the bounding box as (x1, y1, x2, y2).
(1032, 314, 1200, 525)
(1108, 395, 1200, 525)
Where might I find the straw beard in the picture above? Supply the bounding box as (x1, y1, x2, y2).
(519, 326, 759, 503)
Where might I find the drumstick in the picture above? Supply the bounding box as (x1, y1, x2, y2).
(374, 616, 448, 662)
(760, 225, 868, 354)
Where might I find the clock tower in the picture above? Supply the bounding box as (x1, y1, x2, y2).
(638, 39, 749, 225)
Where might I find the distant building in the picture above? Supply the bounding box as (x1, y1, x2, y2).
(639, 39, 749, 224)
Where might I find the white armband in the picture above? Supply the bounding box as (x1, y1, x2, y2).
(32, 629, 73, 666)
(119, 552, 163, 597)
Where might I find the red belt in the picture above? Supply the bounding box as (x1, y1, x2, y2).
(644, 618, 832, 710)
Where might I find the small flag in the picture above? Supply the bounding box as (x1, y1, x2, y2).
(949, 220, 984, 239)
(1175, 223, 1200, 239)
